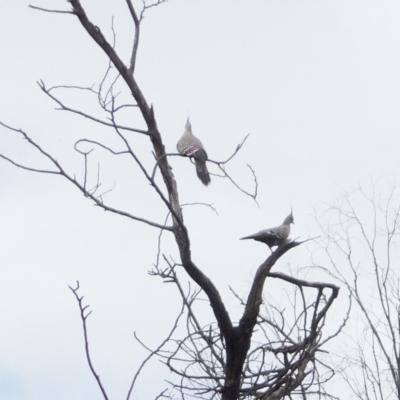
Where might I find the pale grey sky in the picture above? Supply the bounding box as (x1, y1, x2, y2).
(1, 1, 400, 399)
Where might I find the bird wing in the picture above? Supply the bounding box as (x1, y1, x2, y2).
(266, 228, 283, 238)
(241, 228, 278, 241)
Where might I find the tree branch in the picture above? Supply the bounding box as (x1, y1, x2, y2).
(68, 281, 109, 400)
(68, 0, 234, 349)
(125, 0, 140, 74)
(29, 4, 73, 14)
(38, 81, 148, 135)
(0, 122, 172, 231)
(242, 240, 303, 327)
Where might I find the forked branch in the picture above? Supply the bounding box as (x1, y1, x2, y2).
(209, 134, 258, 203)
(0, 121, 172, 231)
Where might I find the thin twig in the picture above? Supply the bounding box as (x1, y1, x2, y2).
(126, 0, 140, 74)
(207, 134, 258, 203)
(139, 0, 168, 21)
(29, 5, 74, 14)
(126, 302, 186, 400)
(74, 139, 130, 156)
(38, 81, 148, 135)
(0, 122, 172, 231)
(68, 282, 109, 400)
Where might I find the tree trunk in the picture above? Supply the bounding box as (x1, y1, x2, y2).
(222, 327, 253, 400)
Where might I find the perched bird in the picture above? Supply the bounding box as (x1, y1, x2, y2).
(240, 211, 294, 249)
(177, 118, 211, 186)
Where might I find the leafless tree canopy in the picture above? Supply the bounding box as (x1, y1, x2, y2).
(0, 1, 342, 399)
(313, 178, 400, 400)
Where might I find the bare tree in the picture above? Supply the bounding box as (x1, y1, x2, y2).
(0, 2, 341, 399)
(313, 178, 400, 400)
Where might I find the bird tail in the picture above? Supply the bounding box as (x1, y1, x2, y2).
(240, 235, 255, 240)
(195, 159, 211, 186)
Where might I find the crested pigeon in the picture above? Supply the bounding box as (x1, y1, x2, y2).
(177, 118, 211, 186)
(240, 211, 294, 249)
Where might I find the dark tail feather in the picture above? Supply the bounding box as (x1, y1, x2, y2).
(240, 235, 255, 240)
(195, 159, 211, 186)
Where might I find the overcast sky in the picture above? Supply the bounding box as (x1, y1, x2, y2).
(1, 1, 400, 399)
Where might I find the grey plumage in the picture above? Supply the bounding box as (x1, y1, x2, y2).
(240, 211, 294, 249)
(177, 119, 211, 186)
